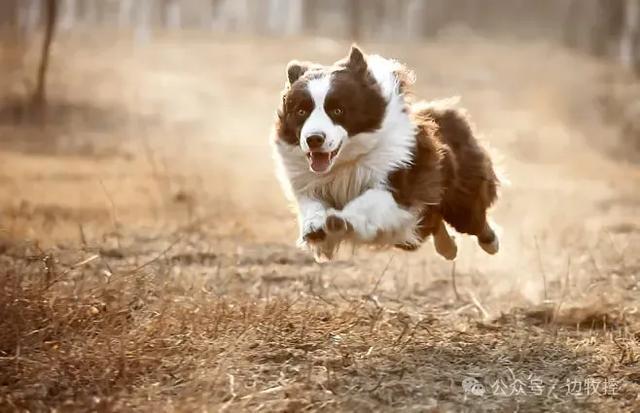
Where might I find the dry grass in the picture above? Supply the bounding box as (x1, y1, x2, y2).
(1, 33, 640, 411)
(1, 237, 638, 412)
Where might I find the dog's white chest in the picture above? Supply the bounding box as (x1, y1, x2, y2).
(311, 165, 379, 209)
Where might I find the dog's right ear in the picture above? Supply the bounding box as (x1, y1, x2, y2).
(346, 45, 367, 76)
(286, 60, 309, 86)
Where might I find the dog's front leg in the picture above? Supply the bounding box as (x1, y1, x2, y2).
(324, 189, 418, 246)
(296, 196, 340, 261)
(296, 196, 327, 246)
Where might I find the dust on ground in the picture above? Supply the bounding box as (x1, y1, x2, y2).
(0, 33, 639, 412)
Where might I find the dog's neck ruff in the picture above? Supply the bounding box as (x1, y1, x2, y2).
(274, 55, 416, 209)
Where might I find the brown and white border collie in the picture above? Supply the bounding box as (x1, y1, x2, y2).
(271, 45, 501, 262)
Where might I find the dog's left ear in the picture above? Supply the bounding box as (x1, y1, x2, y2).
(346, 45, 367, 76)
(286, 60, 309, 86)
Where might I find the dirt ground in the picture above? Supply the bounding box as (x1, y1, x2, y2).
(1, 32, 639, 412)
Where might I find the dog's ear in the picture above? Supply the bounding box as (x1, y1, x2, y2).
(346, 45, 367, 76)
(286, 60, 309, 85)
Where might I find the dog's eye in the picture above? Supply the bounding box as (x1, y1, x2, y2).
(332, 108, 343, 117)
(296, 109, 307, 117)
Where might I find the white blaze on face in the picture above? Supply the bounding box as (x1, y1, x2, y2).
(300, 75, 348, 174)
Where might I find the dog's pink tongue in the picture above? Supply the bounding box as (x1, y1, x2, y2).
(309, 152, 331, 173)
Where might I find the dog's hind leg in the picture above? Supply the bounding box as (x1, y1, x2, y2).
(433, 218, 457, 260)
(477, 219, 499, 255)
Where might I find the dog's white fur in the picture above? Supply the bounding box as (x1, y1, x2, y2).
(272, 54, 421, 261)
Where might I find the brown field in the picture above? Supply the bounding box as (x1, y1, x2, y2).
(1, 33, 639, 412)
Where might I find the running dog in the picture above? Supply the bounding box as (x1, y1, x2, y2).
(271, 45, 501, 262)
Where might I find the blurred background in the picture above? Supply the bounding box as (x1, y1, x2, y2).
(2, 0, 640, 61)
(1, 0, 640, 53)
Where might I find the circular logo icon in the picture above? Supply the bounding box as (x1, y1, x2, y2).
(462, 377, 485, 396)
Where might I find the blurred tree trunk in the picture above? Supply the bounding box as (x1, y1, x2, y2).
(134, 0, 153, 43)
(285, 0, 303, 35)
(59, 0, 77, 31)
(562, 0, 640, 75)
(266, 0, 282, 34)
(348, 0, 365, 41)
(0, 0, 20, 28)
(406, 0, 426, 38)
(620, 0, 640, 72)
(118, 0, 134, 27)
(563, 0, 612, 53)
(0, 0, 24, 80)
(162, 0, 181, 30)
(33, 0, 58, 109)
(593, 0, 625, 57)
(210, 0, 224, 29)
(303, 0, 319, 34)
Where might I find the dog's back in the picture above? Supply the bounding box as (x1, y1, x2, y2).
(412, 99, 500, 243)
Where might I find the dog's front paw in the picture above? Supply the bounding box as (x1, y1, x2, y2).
(298, 216, 327, 247)
(325, 214, 353, 237)
(303, 227, 326, 243)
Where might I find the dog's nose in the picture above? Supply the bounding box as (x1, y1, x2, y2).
(306, 133, 325, 150)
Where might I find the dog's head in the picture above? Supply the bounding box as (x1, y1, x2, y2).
(276, 46, 390, 174)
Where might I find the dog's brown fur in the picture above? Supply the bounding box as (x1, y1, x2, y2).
(389, 100, 499, 250)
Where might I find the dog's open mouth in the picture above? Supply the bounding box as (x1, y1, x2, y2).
(307, 144, 341, 173)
